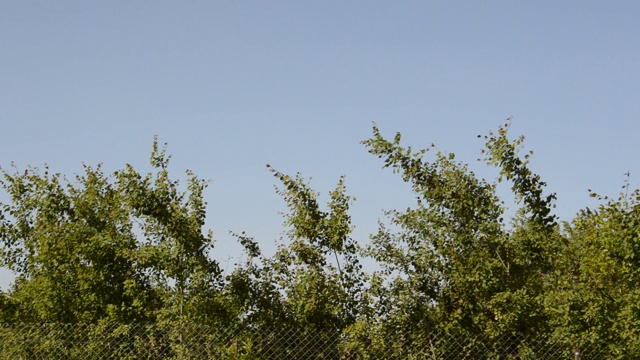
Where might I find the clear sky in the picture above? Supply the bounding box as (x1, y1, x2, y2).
(1, 1, 639, 289)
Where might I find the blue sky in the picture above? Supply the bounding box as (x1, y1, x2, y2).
(1, 1, 639, 288)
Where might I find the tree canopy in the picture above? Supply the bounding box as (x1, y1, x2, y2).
(1, 121, 639, 356)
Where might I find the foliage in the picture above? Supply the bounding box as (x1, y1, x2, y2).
(359, 120, 559, 340)
(1, 122, 639, 356)
(0, 161, 155, 322)
(544, 187, 640, 357)
(226, 167, 367, 332)
(0, 137, 226, 324)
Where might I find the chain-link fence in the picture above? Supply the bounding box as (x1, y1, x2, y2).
(0, 323, 629, 359)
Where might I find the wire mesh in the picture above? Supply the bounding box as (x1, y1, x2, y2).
(0, 323, 627, 359)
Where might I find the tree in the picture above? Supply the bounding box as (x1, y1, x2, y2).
(0, 138, 227, 325)
(359, 120, 561, 341)
(2, 121, 640, 358)
(226, 167, 367, 333)
(544, 186, 640, 356)
(0, 162, 157, 323)
(119, 139, 228, 325)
